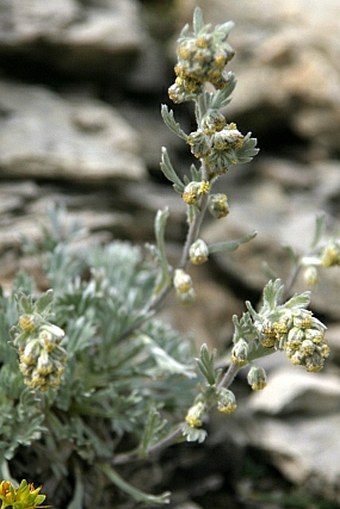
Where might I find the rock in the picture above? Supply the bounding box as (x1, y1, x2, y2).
(173, 503, 204, 509)
(118, 104, 186, 173)
(249, 367, 340, 415)
(0, 0, 144, 77)
(0, 0, 80, 44)
(326, 323, 340, 365)
(239, 366, 340, 502)
(0, 80, 146, 181)
(242, 413, 340, 503)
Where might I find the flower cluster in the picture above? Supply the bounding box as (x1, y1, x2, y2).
(168, 15, 235, 103)
(187, 123, 249, 178)
(13, 313, 67, 391)
(185, 386, 237, 430)
(0, 479, 46, 509)
(231, 280, 330, 377)
(280, 311, 329, 372)
(257, 311, 329, 373)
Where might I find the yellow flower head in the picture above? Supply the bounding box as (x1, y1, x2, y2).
(0, 479, 47, 509)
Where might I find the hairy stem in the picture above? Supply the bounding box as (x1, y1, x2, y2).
(112, 425, 183, 465)
(218, 362, 240, 389)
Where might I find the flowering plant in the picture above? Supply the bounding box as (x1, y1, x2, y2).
(0, 7, 338, 508)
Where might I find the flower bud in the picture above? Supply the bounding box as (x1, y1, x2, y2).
(247, 366, 267, 391)
(259, 323, 276, 348)
(177, 287, 196, 304)
(187, 130, 211, 159)
(173, 269, 193, 295)
(19, 314, 37, 333)
(182, 181, 202, 205)
(202, 111, 226, 134)
(303, 266, 319, 286)
(185, 401, 206, 428)
(41, 323, 65, 341)
(231, 338, 249, 366)
(189, 239, 209, 265)
(216, 388, 237, 414)
(208, 193, 229, 219)
(321, 243, 340, 268)
(182, 180, 210, 205)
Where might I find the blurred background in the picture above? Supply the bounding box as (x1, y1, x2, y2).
(0, 1, 339, 508)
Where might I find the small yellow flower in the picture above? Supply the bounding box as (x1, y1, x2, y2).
(0, 479, 47, 509)
(199, 180, 210, 194)
(189, 239, 209, 265)
(185, 402, 205, 428)
(173, 269, 193, 294)
(303, 266, 319, 286)
(321, 243, 340, 268)
(217, 402, 237, 414)
(195, 35, 210, 48)
(19, 314, 37, 333)
(208, 193, 229, 219)
(247, 366, 267, 391)
(231, 339, 249, 366)
(216, 388, 237, 414)
(260, 325, 276, 348)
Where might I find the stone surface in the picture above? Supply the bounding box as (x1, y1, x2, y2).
(0, 80, 146, 181)
(241, 413, 340, 502)
(249, 367, 340, 415)
(0, 0, 144, 76)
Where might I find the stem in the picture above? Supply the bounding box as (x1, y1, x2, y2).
(179, 159, 210, 268)
(217, 362, 240, 390)
(179, 191, 209, 268)
(113, 425, 183, 465)
(282, 263, 302, 302)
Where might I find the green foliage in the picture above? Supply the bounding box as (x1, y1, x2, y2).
(0, 207, 196, 507)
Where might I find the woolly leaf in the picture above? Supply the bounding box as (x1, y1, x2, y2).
(208, 231, 257, 254)
(161, 104, 187, 141)
(160, 146, 185, 194)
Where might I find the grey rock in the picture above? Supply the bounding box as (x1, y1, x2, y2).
(326, 324, 340, 364)
(242, 413, 340, 502)
(249, 368, 340, 415)
(0, 80, 146, 181)
(0, 0, 80, 44)
(0, 0, 144, 76)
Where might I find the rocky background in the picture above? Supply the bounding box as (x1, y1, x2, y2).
(0, 1, 340, 508)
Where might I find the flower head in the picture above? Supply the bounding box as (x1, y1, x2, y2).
(0, 479, 46, 509)
(189, 239, 209, 265)
(185, 401, 206, 428)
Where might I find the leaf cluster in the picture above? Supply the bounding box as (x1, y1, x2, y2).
(0, 207, 196, 507)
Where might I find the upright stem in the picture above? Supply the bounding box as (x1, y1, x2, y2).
(179, 191, 209, 269)
(217, 362, 240, 390)
(282, 263, 302, 302)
